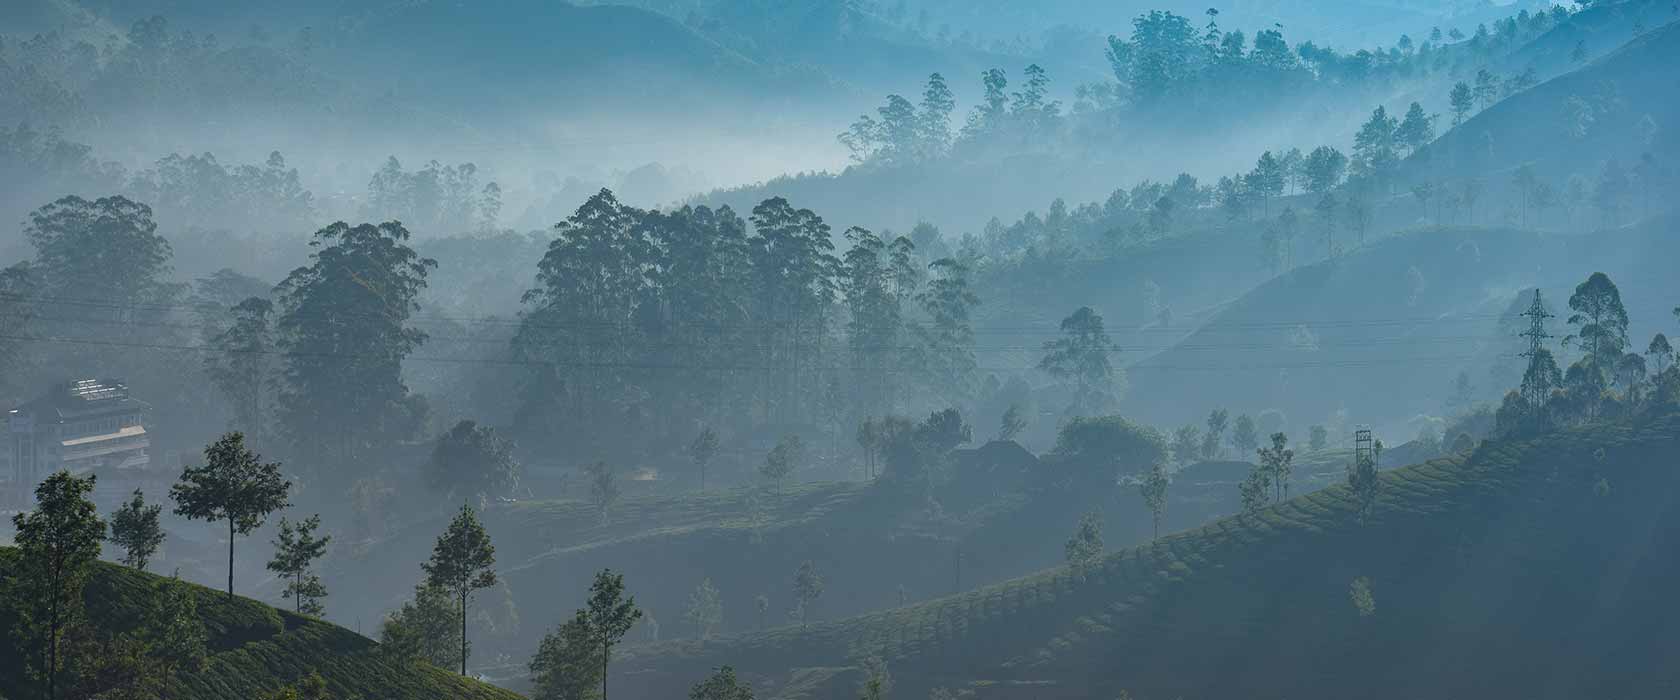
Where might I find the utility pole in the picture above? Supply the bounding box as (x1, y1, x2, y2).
(1518, 289, 1555, 408)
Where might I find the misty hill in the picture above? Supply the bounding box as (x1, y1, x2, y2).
(322, 1, 824, 113)
(610, 410, 1680, 700)
(1126, 216, 1680, 438)
(0, 551, 519, 700)
(911, 0, 1525, 54)
(1116, 19, 1680, 435)
(1496, 0, 1676, 79)
(1409, 14, 1680, 188)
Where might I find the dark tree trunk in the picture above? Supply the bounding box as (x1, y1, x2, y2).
(227, 517, 236, 598)
(601, 635, 610, 700)
(48, 557, 60, 700)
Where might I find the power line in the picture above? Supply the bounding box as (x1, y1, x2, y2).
(0, 291, 1533, 336)
(0, 306, 1524, 355)
(0, 332, 1507, 374)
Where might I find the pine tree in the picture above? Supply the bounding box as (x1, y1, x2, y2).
(1248, 151, 1285, 216)
(142, 576, 209, 700)
(1257, 432, 1295, 501)
(586, 461, 620, 523)
(1473, 69, 1499, 109)
(1139, 462, 1169, 541)
(585, 569, 642, 700)
(998, 404, 1027, 442)
(109, 488, 165, 571)
(1039, 307, 1121, 415)
(689, 427, 720, 492)
(1449, 81, 1474, 125)
(13, 471, 106, 700)
(1201, 408, 1229, 460)
(529, 609, 601, 700)
(842, 227, 900, 418)
(1230, 414, 1259, 455)
(760, 435, 802, 494)
(917, 258, 980, 406)
(380, 583, 463, 669)
(1064, 511, 1105, 569)
(423, 504, 497, 676)
(267, 515, 331, 616)
(792, 561, 824, 627)
(1396, 101, 1436, 154)
(1303, 146, 1348, 193)
(1352, 106, 1399, 180)
(684, 578, 724, 639)
(917, 73, 955, 159)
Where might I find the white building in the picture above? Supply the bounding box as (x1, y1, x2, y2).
(5, 379, 152, 505)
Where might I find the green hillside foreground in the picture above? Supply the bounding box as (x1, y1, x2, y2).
(0, 556, 521, 700)
(612, 410, 1680, 700)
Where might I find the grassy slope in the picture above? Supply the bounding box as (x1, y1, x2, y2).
(0, 557, 520, 700)
(613, 410, 1680, 700)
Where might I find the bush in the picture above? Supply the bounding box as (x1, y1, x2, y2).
(1047, 416, 1168, 485)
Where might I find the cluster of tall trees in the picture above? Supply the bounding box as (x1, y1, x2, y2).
(1099, 5, 1574, 113)
(1497, 273, 1680, 435)
(1105, 10, 1310, 108)
(842, 62, 1065, 167)
(1166, 408, 1261, 467)
(363, 157, 502, 235)
(0, 15, 325, 130)
(125, 150, 316, 233)
(0, 180, 990, 510)
(511, 189, 981, 463)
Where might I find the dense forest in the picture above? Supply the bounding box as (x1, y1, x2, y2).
(3, 0, 1680, 698)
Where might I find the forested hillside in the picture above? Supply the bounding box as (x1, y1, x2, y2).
(3, 2, 1679, 698)
(610, 410, 1680, 699)
(1127, 215, 1680, 433)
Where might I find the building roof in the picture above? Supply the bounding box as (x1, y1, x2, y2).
(11, 379, 151, 423)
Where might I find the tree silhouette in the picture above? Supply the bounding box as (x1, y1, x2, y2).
(171, 432, 291, 598)
(267, 514, 331, 615)
(586, 569, 642, 700)
(423, 504, 497, 676)
(792, 561, 824, 627)
(425, 420, 521, 505)
(689, 427, 720, 491)
(1139, 462, 1170, 541)
(109, 488, 165, 571)
(13, 471, 106, 700)
(1039, 306, 1121, 415)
